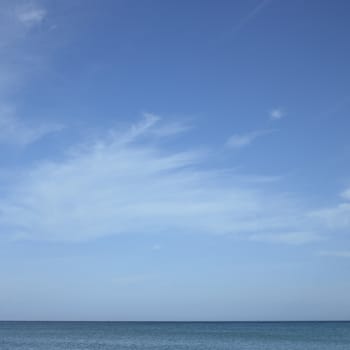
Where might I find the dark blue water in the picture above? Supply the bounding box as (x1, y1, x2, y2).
(0, 321, 349, 349)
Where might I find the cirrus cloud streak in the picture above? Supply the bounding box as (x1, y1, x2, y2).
(0, 115, 313, 242)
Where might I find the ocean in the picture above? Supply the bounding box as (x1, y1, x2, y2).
(0, 321, 349, 349)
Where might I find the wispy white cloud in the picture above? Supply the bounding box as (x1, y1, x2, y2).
(150, 120, 191, 137)
(0, 2, 56, 144)
(15, 2, 47, 27)
(269, 108, 285, 120)
(0, 115, 347, 245)
(0, 1, 49, 98)
(231, 0, 272, 35)
(111, 112, 160, 145)
(0, 115, 307, 242)
(309, 202, 350, 232)
(0, 1, 47, 49)
(0, 104, 63, 146)
(106, 113, 190, 146)
(318, 251, 350, 258)
(306, 186, 350, 234)
(226, 129, 274, 149)
(340, 188, 350, 201)
(0, 2, 61, 149)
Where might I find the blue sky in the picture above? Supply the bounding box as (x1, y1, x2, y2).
(0, 0, 350, 321)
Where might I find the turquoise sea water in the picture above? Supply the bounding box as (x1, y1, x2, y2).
(0, 321, 349, 349)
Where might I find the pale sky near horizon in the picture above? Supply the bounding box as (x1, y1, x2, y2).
(0, 0, 350, 321)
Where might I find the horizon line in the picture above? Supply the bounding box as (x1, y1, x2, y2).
(1, 320, 350, 323)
